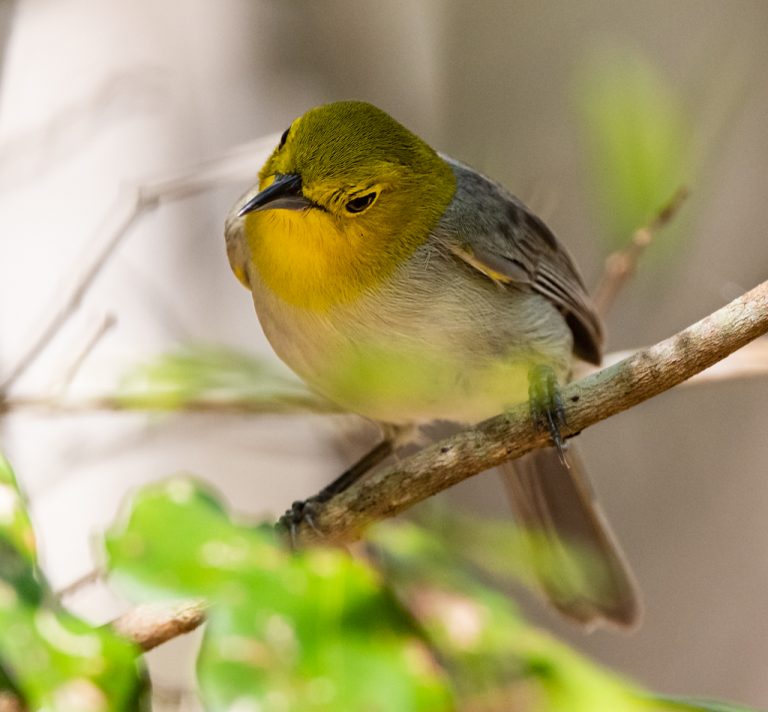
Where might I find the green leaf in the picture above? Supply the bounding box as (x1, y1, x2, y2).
(0, 454, 37, 567)
(0, 454, 145, 711)
(106, 477, 453, 711)
(105, 476, 280, 600)
(118, 345, 336, 413)
(198, 555, 449, 712)
(0, 601, 144, 712)
(0, 450, 44, 607)
(575, 46, 691, 254)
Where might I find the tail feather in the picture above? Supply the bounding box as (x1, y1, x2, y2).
(500, 446, 640, 629)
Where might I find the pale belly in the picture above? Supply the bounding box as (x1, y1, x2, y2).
(287, 328, 534, 424)
(249, 260, 573, 426)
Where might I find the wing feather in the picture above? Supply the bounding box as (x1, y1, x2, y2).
(441, 159, 603, 364)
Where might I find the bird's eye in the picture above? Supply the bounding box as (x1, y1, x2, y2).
(345, 192, 377, 214)
(278, 126, 290, 149)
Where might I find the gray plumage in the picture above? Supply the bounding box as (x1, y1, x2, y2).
(435, 158, 603, 365)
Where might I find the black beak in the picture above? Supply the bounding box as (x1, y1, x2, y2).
(237, 173, 312, 217)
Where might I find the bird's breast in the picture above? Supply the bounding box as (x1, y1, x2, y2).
(242, 209, 422, 313)
(247, 244, 573, 425)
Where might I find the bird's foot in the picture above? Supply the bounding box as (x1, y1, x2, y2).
(528, 364, 568, 466)
(277, 496, 325, 546)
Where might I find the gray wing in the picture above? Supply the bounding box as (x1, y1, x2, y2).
(437, 158, 604, 365)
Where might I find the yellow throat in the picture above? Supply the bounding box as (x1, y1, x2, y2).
(234, 101, 457, 312)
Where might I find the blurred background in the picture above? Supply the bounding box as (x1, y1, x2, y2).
(1, 0, 767, 708)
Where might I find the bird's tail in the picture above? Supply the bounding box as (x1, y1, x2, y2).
(500, 446, 640, 629)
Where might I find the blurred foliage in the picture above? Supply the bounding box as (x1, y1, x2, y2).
(103, 474, 758, 712)
(576, 46, 692, 255)
(0, 450, 758, 711)
(115, 343, 534, 426)
(0, 454, 147, 712)
(328, 341, 531, 423)
(105, 477, 451, 712)
(0, 453, 39, 603)
(117, 345, 335, 414)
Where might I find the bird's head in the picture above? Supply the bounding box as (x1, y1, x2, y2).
(230, 101, 456, 309)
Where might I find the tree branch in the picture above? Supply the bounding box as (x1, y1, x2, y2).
(295, 279, 768, 544)
(101, 280, 768, 652)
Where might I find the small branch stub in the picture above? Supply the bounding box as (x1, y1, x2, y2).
(109, 599, 208, 652)
(593, 187, 689, 316)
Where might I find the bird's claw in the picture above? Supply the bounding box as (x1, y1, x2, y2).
(528, 364, 568, 466)
(277, 497, 324, 547)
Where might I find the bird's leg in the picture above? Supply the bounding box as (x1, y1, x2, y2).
(278, 438, 394, 542)
(528, 363, 568, 466)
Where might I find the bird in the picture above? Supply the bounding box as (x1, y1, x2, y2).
(225, 100, 639, 628)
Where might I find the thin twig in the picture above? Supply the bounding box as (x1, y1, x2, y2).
(592, 187, 689, 316)
(0, 693, 23, 712)
(50, 312, 116, 394)
(0, 134, 279, 396)
(0, 192, 143, 395)
(56, 569, 101, 600)
(0, 392, 337, 417)
(109, 599, 208, 652)
(292, 279, 768, 545)
(3, 338, 765, 418)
